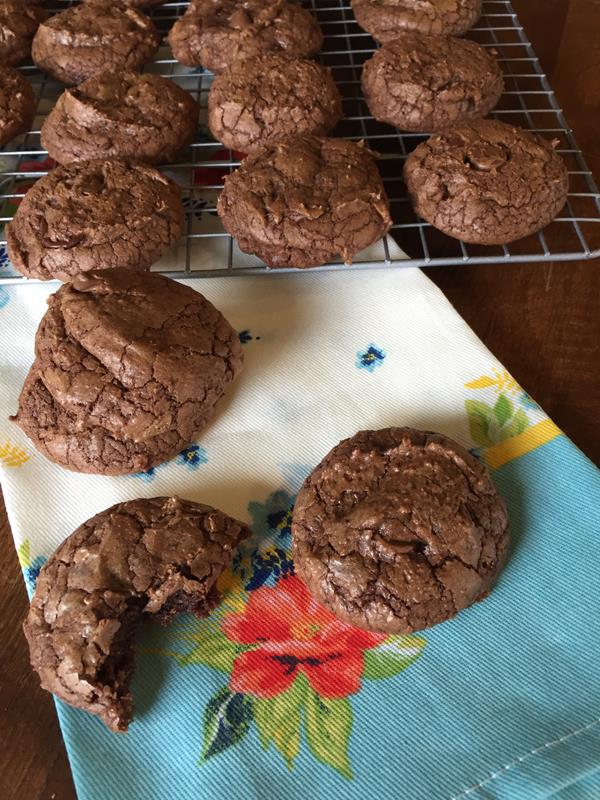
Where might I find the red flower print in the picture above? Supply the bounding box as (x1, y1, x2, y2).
(18, 156, 55, 174)
(193, 148, 246, 187)
(222, 575, 385, 699)
(9, 158, 56, 208)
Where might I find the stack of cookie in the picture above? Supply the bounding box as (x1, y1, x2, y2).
(353, 0, 569, 244)
(3, 4, 248, 476)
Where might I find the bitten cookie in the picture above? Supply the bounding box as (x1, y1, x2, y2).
(12, 269, 244, 474)
(31, 1, 160, 86)
(362, 32, 503, 132)
(351, 0, 481, 41)
(0, 66, 35, 147)
(41, 72, 198, 165)
(292, 427, 510, 634)
(168, 0, 323, 73)
(208, 54, 342, 153)
(24, 496, 250, 731)
(404, 119, 569, 244)
(218, 136, 391, 268)
(7, 160, 184, 281)
(0, 1, 45, 66)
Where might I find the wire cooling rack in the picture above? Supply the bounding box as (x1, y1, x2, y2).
(0, 0, 598, 283)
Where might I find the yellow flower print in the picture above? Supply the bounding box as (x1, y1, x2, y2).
(465, 369, 519, 395)
(0, 441, 30, 468)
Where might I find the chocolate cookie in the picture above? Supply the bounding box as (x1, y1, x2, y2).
(362, 32, 503, 132)
(351, 0, 481, 41)
(31, 1, 160, 86)
(0, 1, 45, 66)
(208, 54, 342, 153)
(24, 496, 250, 731)
(84, 0, 168, 6)
(218, 135, 391, 267)
(404, 119, 569, 244)
(292, 428, 509, 634)
(41, 72, 198, 165)
(0, 66, 35, 147)
(12, 269, 243, 474)
(168, 0, 323, 74)
(6, 160, 184, 281)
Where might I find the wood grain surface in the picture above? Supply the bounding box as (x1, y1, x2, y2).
(0, 2, 598, 798)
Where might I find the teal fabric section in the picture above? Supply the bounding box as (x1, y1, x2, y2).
(54, 435, 600, 800)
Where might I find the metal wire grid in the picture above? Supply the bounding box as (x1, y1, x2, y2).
(0, 0, 598, 283)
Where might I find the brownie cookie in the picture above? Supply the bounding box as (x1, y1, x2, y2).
(41, 72, 198, 165)
(292, 428, 509, 634)
(404, 119, 569, 244)
(0, 1, 45, 66)
(12, 269, 243, 474)
(351, 0, 481, 41)
(208, 54, 342, 153)
(7, 160, 183, 281)
(24, 496, 250, 731)
(31, 1, 160, 86)
(0, 66, 35, 147)
(84, 0, 168, 6)
(218, 136, 391, 267)
(168, 0, 323, 74)
(362, 32, 503, 132)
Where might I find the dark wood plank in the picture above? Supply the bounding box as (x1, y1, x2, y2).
(0, 2, 598, 797)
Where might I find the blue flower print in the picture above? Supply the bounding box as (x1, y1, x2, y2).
(356, 344, 386, 372)
(136, 466, 157, 483)
(520, 391, 541, 411)
(0, 286, 9, 309)
(177, 444, 208, 470)
(0, 245, 10, 269)
(238, 329, 261, 344)
(233, 545, 295, 592)
(248, 489, 294, 541)
(230, 490, 297, 591)
(24, 555, 46, 593)
(469, 447, 484, 462)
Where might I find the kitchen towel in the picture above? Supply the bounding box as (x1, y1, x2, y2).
(0, 266, 599, 800)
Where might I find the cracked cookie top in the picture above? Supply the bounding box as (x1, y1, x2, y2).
(362, 32, 503, 132)
(403, 119, 569, 245)
(217, 135, 392, 268)
(351, 0, 481, 41)
(82, 0, 170, 6)
(41, 71, 198, 165)
(7, 160, 184, 281)
(24, 496, 250, 731)
(12, 269, 243, 474)
(0, 1, 46, 66)
(0, 65, 35, 147)
(291, 427, 509, 634)
(168, 0, 323, 73)
(208, 53, 342, 153)
(31, 0, 160, 86)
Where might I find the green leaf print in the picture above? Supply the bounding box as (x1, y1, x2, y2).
(493, 394, 513, 427)
(304, 689, 353, 781)
(464, 400, 497, 448)
(502, 408, 530, 440)
(174, 622, 240, 673)
(254, 680, 304, 770)
(17, 539, 31, 568)
(200, 687, 253, 763)
(363, 635, 426, 680)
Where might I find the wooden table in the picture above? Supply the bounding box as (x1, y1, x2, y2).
(1, 2, 598, 797)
